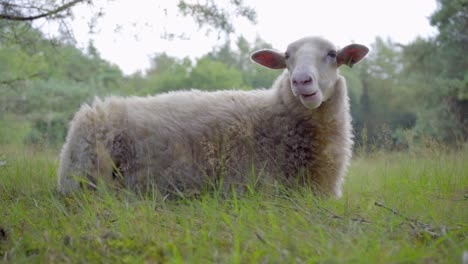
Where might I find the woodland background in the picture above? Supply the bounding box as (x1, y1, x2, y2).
(0, 0, 466, 151)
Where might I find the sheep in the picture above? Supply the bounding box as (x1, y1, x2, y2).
(58, 36, 369, 198)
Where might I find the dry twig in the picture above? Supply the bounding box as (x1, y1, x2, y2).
(374, 201, 440, 238)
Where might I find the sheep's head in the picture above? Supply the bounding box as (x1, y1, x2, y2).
(251, 37, 369, 109)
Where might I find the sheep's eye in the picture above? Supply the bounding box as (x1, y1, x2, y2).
(327, 50, 337, 59)
(285, 52, 290, 60)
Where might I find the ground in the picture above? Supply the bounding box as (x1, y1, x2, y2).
(0, 144, 467, 263)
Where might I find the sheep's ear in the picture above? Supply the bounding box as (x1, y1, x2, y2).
(251, 49, 286, 69)
(337, 44, 369, 67)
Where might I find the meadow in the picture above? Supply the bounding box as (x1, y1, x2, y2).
(0, 144, 466, 263)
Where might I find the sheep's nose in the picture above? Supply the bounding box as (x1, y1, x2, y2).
(292, 73, 313, 87)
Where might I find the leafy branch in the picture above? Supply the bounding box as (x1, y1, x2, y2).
(0, 73, 39, 86)
(0, 0, 87, 21)
(178, 0, 257, 35)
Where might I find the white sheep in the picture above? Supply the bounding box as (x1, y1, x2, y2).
(58, 36, 369, 198)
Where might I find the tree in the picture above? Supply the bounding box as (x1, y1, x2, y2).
(190, 57, 243, 90)
(402, 0, 467, 143)
(142, 53, 192, 94)
(128, 36, 278, 95)
(0, 0, 87, 21)
(0, 0, 257, 42)
(348, 37, 417, 150)
(206, 36, 278, 88)
(177, 0, 256, 35)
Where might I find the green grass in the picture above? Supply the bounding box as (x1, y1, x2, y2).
(0, 145, 467, 263)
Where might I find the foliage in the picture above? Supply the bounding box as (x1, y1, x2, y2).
(189, 57, 244, 90)
(430, 0, 468, 79)
(141, 54, 193, 94)
(0, 114, 30, 145)
(178, 0, 257, 35)
(135, 36, 279, 95)
(0, 0, 87, 21)
(350, 38, 418, 150)
(400, 0, 468, 144)
(206, 36, 280, 89)
(0, 0, 257, 44)
(0, 26, 124, 146)
(0, 0, 466, 149)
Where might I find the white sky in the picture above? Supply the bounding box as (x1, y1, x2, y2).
(69, 0, 438, 75)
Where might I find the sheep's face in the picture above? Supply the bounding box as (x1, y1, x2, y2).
(251, 37, 368, 110)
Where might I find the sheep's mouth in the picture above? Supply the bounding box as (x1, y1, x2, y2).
(301, 91, 318, 98)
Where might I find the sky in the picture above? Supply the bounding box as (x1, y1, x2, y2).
(69, 0, 439, 75)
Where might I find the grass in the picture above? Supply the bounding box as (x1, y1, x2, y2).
(0, 144, 467, 263)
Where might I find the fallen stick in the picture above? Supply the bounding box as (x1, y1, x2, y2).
(374, 201, 440, 238)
